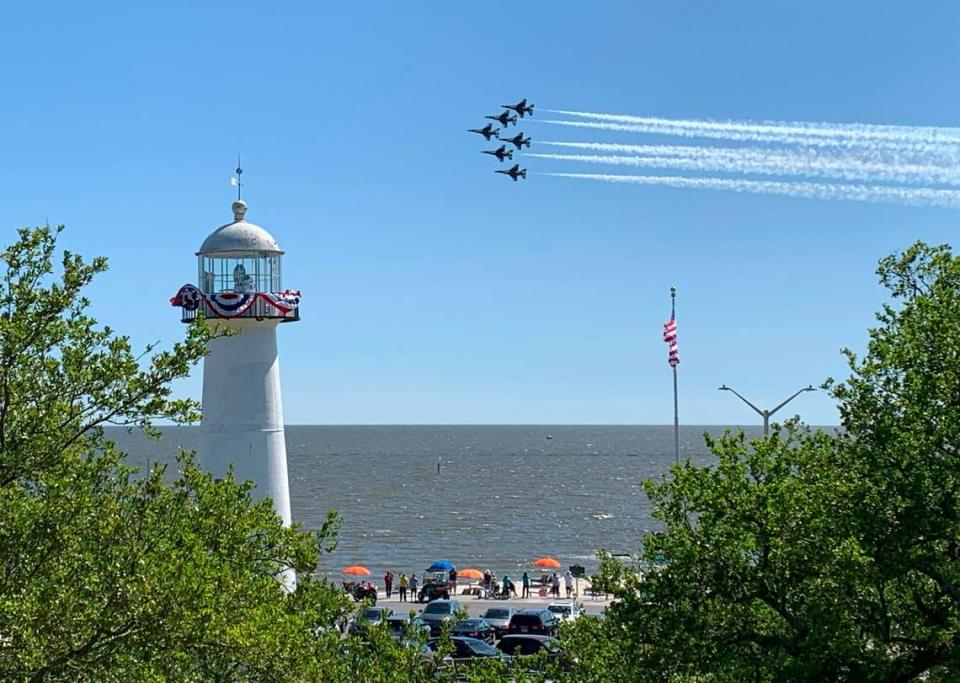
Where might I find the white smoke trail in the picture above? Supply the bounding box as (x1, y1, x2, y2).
(527, 149, 960, 186)
(546, 109, 960, 147)
(541, 172, 960, 209)
(536, 140, 944, 166)
(541, 119, 960, 162)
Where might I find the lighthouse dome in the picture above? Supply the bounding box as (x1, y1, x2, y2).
(198, 200, 283, 255)
(196, 200, 285, 296)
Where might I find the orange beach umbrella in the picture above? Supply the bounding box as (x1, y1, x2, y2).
(532, 556, 561, 569)
(343, 565, 371, 576)
(458, 568, 484, 580)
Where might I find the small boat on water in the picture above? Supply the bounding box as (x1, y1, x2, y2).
(546, 434, 553, 440)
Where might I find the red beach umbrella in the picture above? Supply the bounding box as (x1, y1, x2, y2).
(343, 565, 371, 576)
(533, 556, 561, 569)
(458, 568, 484, 580)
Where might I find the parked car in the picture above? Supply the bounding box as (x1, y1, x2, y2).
(496, 634, 562, 657)
(426, 636, 504, 661)
(386, 614, 431, 641)
(348, 606, 393, 635)
(419, 599, 463, 635)
(480, 606, 516, 637)
(547, 601, 584, 623)
(450, 617, 496, 644)
(506, 608, 561, 637)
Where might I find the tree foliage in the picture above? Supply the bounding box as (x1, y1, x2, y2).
(0, 226, 358, 681)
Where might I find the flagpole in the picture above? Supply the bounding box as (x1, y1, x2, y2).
(671, 287, 679, 465)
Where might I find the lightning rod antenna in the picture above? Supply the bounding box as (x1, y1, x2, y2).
(235, 154, 243, 201)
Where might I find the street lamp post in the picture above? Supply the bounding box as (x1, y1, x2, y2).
(718, 384, 816, 436)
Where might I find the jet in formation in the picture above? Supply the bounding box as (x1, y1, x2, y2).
(501, 98, 535, 118)
(495, 163, 527, 181)
(470, 99, 533, 183)
(482, 145, 514, 162)
(468, 123, 501, 141)
(501, 132, 532, 150)
(485, 110, 518, 127)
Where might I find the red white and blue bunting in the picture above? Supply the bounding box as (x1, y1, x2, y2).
(170, 284, 302, 319)
(205, 291, 257, 317)
(259, 290, 301, 314)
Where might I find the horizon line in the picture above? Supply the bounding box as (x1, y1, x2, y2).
(125, 423, 841, 428)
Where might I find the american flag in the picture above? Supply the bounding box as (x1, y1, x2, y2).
(663, 317, 679, 367)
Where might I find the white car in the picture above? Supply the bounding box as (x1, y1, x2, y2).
(546, 601, 584, 622)
(480, 606, 516, 636)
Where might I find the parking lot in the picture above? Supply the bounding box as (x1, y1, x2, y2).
(375, 591, 612, 619)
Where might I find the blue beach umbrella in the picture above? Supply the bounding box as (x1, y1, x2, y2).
(426, 560, 455, 572)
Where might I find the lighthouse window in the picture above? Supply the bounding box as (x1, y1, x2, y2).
(199, 255, 281, 293)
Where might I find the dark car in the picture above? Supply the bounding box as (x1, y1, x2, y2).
(419, 599, 463, 635)
(496, 634, 562, 657)
(450, 617, 495, 644)
(426, 636, 503, 661)
(349, 606, 393, 635)
(385, 614, 431, 641)
(506, 608, 560, 637)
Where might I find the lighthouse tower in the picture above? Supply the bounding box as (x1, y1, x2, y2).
(171, 200, 301, 533)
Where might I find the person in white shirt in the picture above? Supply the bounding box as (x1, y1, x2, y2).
(564, 570, 574, 598)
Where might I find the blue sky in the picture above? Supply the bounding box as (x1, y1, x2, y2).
(1, 1, 957, 425)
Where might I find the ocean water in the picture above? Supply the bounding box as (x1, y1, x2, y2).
(111, 425, 764, 579)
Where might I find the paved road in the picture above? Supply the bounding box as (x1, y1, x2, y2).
(373, 591, 612, 618)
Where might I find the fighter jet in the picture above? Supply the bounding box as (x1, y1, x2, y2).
(485, 110, 517, 128)
(468, 123, 501, 141)
(502, 98, 535, 118)
(501, 132, 531, 150)
(482, 145, 514, 162)
(495, 164, 527, 181)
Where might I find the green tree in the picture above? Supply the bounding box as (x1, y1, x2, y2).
(589, 242, 960, 682)
(0, 225, 354, 681)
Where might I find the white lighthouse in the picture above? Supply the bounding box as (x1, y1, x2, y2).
(171, 199, 301, 536)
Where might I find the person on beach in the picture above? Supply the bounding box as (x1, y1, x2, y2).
(449, 567, 457, 596)
(564, 570, 574, 598)
(502, 574, 510, 597)
(410, 573, 419, 602)
(384, 571, 394, 598)
(551, 572, 560, 598)
(398, 572, 408, 602)
(521, 571, 530, 598)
